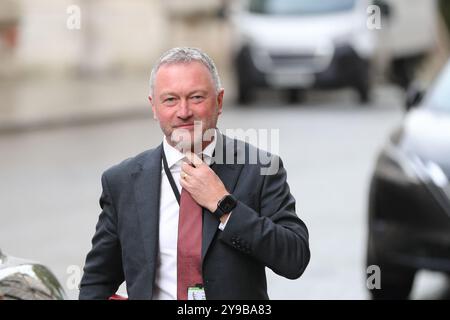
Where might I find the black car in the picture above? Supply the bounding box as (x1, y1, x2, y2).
(366, 61, 450, 299)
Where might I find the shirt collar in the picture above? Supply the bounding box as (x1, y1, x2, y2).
(201, 130, 217, 166)
(162, 129, 218, 168)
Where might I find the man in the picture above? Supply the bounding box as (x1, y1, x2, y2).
(79, 47, 310, 300)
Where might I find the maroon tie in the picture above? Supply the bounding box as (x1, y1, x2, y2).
(177, 188, 203, 300)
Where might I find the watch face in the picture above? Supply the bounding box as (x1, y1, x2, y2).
(222, 201, 232, 212)
(220, 195, 236, 212)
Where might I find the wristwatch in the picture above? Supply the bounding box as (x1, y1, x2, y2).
(213, 194, 237, 220)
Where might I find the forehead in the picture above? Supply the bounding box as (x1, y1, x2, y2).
(154, 61, 214, 93)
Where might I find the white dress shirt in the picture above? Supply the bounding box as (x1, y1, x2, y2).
(152, 130, 230, 300)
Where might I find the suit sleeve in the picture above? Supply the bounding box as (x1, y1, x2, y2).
(220, 155, 310, 279)
(79, 173, 124, 299)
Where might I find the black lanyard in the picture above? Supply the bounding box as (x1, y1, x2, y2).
(161, 148, 181, 205)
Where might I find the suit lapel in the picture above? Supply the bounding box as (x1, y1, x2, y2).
(202, 133, 244, 260)
(133, 144, 162, 268)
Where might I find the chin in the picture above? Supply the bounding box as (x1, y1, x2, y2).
(169, 131, 193, 152)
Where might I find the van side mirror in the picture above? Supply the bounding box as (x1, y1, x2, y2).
(373, 0, 391, 20)
(405, 84, 425, 111)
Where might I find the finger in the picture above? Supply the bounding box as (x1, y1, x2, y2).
(180, 178, 188, 190)
(191, 152, 205, 167)
(180, 170, 188, 180)
(180, 173, 190, 187)
(185, 151, 204, 168)
(182, 162, 195, 174)
(180, 170, 197, 185)
(183, 152, 195, 166)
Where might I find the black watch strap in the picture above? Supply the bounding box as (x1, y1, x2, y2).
(213, 194, 237, 220)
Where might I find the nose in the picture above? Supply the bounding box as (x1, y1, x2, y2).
(176, 99, 193, 120)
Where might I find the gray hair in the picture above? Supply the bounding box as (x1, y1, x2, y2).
(149, 47, 222, 97)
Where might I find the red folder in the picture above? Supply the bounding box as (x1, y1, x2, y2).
(108, 294, 128, 300)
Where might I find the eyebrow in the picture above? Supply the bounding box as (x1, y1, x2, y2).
(159, 90, 209, 98)
(188, 90, 208, 96)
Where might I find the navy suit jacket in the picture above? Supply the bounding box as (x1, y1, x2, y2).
(79, 133, 310, 299)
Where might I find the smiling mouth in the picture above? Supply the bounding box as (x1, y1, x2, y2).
(175, 124, 195, 129)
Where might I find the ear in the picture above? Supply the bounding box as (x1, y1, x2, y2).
(217, 89, 224, 115)
(149, 95, 157, 120)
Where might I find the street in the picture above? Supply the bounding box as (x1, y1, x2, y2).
(0, 85, 448, 299)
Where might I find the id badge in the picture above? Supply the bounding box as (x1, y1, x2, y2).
(187, 285, 206, 300)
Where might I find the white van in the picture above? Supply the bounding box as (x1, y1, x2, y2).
(230, 0, 438, 104)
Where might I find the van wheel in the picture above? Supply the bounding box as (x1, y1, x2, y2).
(355, 71, 371, 104)
(390, 55, 425, 89)
(237, 82, 254, 105)
(356, 84, 370, 104)
(353, 60, 371, 104)
(235, 47, 255, 105)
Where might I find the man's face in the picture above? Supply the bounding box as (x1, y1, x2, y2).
(149, 61, 224, 152)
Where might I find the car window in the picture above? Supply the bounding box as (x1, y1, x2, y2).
(424, 62, 450, 113)
(248, 0, 356, 15)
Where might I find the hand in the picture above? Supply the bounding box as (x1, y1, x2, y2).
(180, 152, 229, 213)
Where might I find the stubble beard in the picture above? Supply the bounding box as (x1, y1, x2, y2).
(168, 121, 216, 154)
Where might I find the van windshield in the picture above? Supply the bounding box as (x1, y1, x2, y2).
(249, 0, 356, 15)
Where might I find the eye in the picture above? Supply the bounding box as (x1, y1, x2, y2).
(163, 97, 177, 105)
(191, 95, 205, 102)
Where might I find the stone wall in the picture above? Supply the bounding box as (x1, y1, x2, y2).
(1, 0, 231, 77)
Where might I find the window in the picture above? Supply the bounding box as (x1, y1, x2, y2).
(248, 0, 356, 16)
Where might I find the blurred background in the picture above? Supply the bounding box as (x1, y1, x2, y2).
(1, 0, 450, 300)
